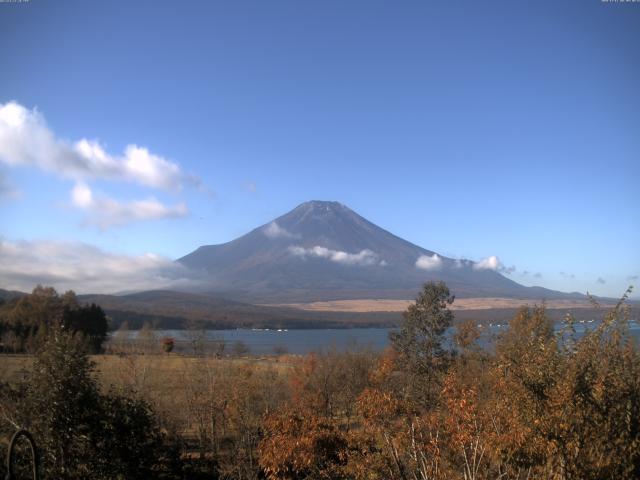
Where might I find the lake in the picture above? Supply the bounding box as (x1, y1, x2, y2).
(112, 320, 640, 355)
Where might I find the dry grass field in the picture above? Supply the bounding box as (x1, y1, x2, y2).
(0, 353, 293, 388)
(266, 297, 612, 312)
(0, 352, 295, 475)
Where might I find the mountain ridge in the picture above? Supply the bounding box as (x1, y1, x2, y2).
(178, 200, 582, 303)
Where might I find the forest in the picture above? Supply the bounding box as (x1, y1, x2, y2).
(0, 281, 638, 479)
(0, 286, 108, 354)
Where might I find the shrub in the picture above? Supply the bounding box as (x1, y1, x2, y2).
(161, 336, 175, 353)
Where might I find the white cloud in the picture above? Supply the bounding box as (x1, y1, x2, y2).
(0, 101, 198, 190)
(289, 245, 382, 266)
(71, 182, 94, 208)
(0, 239, 199, 294)
(71, 182, 188, 229)
(263, 221, 296, 239)
(415, 254, 442, 271)
(473, 255, 501, 271)
(472, 255, 517, 275)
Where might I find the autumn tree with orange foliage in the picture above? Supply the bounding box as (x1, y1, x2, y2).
(488, 290, 640, 479)
(259, 351, 373, 479)
(260, 408, 349, 480)
(341, 285, 640, 480)
(347, 365, 443, 480)
(255, 283, 640, 480)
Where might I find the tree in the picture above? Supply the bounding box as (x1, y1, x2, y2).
(488, 294, 640, 479)
(389, 281, 455, 406)
(211, 333, 226, 357)
(137, 321, 157, 354)
(259, 407, 348, 480)
(110, 320, 131, 354)
(161, 336, 175, 353)
(19, 328, 103, 477)
(62, 301, 108, 353)
(185, 319, 207, 356)
(15, 327, 170, 479)
(94, 391, 170, 479)
(0, 286, 108, 353)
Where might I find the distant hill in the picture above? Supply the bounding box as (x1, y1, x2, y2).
(178, 200, 583, 303)
(77, 290, 400, 330)
(3, 288, 632, 331)
(0, 288, 26, 302)
(77, 290, 633, 330)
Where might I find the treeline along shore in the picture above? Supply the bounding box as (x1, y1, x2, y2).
(3, 286, 633, 335)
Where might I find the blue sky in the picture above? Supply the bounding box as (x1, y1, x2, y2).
(0, 0, 638, 297)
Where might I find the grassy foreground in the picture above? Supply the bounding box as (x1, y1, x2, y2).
(0, 352, 293, 391)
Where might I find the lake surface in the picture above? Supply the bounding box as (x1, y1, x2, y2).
(113, 320, 640, 355)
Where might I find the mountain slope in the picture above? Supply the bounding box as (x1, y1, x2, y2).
(178, 201, 579, 302)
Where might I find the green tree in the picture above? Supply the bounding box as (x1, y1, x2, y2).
(389, 281, 454, 406)
(19, 328, 103, 478)
(15, 327, 171, 479)
(94, 392, 170, 479)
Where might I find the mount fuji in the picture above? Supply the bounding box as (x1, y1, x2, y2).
(178, 201, 576, 303)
